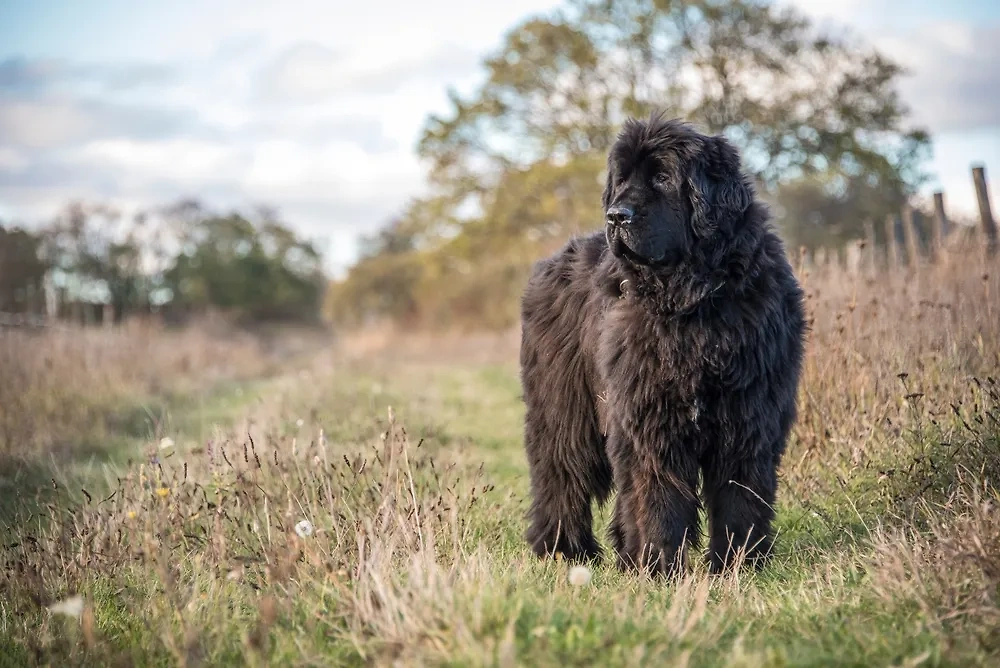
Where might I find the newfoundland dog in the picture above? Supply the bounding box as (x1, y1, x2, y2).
(519, 113, 806, 576)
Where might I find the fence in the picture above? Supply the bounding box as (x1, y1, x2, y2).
(795, 164, 997, 277)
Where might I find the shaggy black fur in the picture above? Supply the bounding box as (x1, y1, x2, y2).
(519, 113, 806, 576)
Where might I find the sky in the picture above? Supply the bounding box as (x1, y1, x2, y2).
(1, 0, 998, 277)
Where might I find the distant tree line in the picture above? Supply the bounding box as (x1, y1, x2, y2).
(0, 198, 326, 326)
(326, 0, 934, 330)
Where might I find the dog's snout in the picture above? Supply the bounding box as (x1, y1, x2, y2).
(606, 205, 634, 226)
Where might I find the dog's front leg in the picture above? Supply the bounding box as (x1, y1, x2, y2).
(607, 426, 642, 571)
(630, 444, 701, 578)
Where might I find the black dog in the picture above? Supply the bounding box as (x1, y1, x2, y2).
(519, 113, 806, 576)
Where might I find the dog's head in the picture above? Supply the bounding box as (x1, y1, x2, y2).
(602, 113, 754, 267)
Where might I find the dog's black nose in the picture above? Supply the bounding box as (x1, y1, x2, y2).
(606, 205, 633, 226)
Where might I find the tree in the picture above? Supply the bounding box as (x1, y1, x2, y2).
(0, 223, 48, 314)
(329, 0, 933, 329)
(7, 197, 327, 326)
(420, 0, 928, 213)
(164, 206, 325, 323)
(767, 173, 910, 251)
(40, 201, 159, 322)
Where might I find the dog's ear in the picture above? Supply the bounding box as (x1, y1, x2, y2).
(687, 135, 753, 238)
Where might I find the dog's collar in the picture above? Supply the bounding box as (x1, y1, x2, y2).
(619, 274, 726, 316)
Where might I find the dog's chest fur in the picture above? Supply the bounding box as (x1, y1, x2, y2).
(594, 294, 729, 443)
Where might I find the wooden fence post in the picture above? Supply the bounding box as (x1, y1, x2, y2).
(901, 204, 921, 269)
(844, 240, 862, 276)
(931, 191, 947, 263)
(814, 247, 827, 276)
(972, 165, 998, 255)
(884, 214, 899, 271)
(864, 220, 877, 275)
(43, 272, 58, 321)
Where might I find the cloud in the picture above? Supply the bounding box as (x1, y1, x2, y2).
(0, 55, 203, 150)
(0, 93, 206, 150)
(84, 62, 177, 91)
(0, 39, 475, 274)
(784, 2, 1000, 133)
(349, 43, 483, 95)
(0, 126, 423, 268)
(255, 42, 345, 103)
(788, 0, 866, 25)
(239, 115, 400, 154)
(877, 23, 1000, 133)
(0, 57, 64, 93)
(0, 55, 177, 94)
(254, 40, 482, 103)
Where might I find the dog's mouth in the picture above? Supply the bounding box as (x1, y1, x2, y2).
(606, 225, 664, 266)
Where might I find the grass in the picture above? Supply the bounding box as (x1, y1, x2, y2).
(1, 250, 999, 666)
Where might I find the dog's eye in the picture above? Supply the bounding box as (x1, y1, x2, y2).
(654, 172, 670, 186)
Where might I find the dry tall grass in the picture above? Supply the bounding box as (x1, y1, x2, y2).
(788, 247, 999, 509)
(0, 315, 325, 458)
(1, 243, 998, 666)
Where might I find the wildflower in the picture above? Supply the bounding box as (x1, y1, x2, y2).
(127, 510, 137, 519)
(294, 519, 314, 538)
(296, 418, 304, 428)
(568, 565, 592, 586)
(159, 437, 175, 450)
(156, 487, 170, 498)
(48, 595, 84, 619)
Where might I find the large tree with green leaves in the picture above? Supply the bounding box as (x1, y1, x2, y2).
(0, 223, 49, 314)
(164, 205, 326, 323)
(26, 198, 326, 325)
(40, 202, 159, 322)
(329, 0, 931, 328)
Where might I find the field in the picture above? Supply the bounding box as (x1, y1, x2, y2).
(1, 250, 999, 667)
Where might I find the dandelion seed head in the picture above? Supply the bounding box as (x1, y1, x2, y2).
(568, 565, 592, 586)
(48, 595, 84, 619)
(294, 519, 314, 538)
